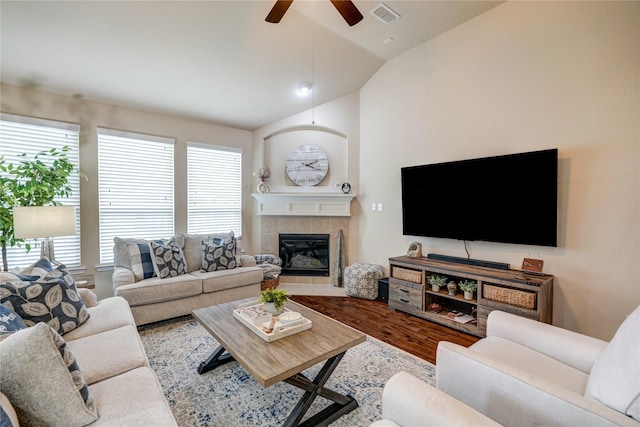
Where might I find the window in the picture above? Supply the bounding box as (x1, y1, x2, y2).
(0, 113, 81, 269)
(97, 128, 175, 264)
(187, 143, 242, 236)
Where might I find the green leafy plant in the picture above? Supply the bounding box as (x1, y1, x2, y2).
(0, 146, 83, 271)
(427, 274, 448, 289)
(458, 280, 477, 293)
(259, 288, 290, 311)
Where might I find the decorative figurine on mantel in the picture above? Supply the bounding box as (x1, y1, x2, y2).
(406, 241, 422, 258)
(254, 167, 271, 194)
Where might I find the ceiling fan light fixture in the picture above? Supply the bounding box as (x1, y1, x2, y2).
(296, 82, 312, 96)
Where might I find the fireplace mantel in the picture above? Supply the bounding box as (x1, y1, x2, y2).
(252, 189, 356, 216)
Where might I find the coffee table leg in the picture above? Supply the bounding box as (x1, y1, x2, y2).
(282, 352, 358, 427)
(197, 345, 235, 374)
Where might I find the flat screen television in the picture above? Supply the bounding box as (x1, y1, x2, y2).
(401, 149, 558, 247)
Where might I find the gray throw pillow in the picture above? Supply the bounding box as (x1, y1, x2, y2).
(0, 322, 99, 426)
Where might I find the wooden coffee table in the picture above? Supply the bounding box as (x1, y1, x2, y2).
(192, 297, 366, 427)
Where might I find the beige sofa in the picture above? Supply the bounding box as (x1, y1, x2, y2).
(0, 289, 177, 426)
(112, 233, 263, 325)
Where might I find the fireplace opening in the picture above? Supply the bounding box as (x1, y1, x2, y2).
(279, 233, 330, 277)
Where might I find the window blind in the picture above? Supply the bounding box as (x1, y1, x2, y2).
(187, 143, 242, 236)
(97, 128, 175, 264)
(0, 113, 82, 269)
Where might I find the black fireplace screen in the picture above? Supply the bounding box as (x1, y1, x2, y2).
(279, 233, 330, 277)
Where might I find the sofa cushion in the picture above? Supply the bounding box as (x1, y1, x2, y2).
(115, 274, 202, 306)
(63, 296, 136, 341)
(181, 232, 234, 273)
(0, 322, 99, 426)
(150, 238, 187, 279)
(88, 367, 177, 426)
(0, 275, 90, 336)
(127, 241, 157, 281)
(201, 237, 237, 272)
(67, 324, 148, 385)
(585, 304, 640, 420)
(194, 266, 264, 293)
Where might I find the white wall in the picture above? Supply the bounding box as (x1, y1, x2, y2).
(1, 83, 254, 299)
(359, 1, 639, 340)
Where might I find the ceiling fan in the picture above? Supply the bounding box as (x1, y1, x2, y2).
(266, 0, 364, 27)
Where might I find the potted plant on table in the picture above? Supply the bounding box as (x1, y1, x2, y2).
(458, 280, 477, 300)
(259, 288, 290, 315)
(427, 274, 448, 292)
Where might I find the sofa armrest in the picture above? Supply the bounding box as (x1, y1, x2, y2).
(239, 255, 257, 267)
(436, 342, 637, 427)
(112, 266, 135, 291)
(77, 288, 99, 308)
(373, 371, 501, 427)
(486, 310, 607, 373)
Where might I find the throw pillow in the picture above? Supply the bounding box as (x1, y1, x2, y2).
(201, 237, 237, 272)
(0, 322, 99, 426)
(127, 242, 156, 281)
(149, 238, 187, 279)
(19, 257, 54, 278)
(0, 305, 26, 341)
(0, 276, 90, 336)
(585, 304, 640, 420)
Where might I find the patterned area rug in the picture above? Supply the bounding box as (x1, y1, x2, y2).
(139, 316, 436, 426)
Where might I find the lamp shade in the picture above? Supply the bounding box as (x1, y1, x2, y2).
(13, 206, 77, 239)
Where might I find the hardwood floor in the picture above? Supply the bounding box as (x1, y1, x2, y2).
(291, 295, 480, 365)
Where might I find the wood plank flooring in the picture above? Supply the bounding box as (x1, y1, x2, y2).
(291, 295, 480, 365)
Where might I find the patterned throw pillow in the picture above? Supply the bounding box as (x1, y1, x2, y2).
(127, 242, 156, 281)
(0, 275, 90, 336)
(0, 305, 26, 341)
(149, 239, 187, 279)
(201, 237, 237, 272)
(0, 322, 99, 426)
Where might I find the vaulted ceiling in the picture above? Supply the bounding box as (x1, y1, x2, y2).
(1, 1, 503, 130)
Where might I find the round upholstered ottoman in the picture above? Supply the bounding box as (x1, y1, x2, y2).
(344, 263, 384, 300)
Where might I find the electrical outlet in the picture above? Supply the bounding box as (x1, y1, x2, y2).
(378, 203, 383, 212)
(371, 202, 377, 211)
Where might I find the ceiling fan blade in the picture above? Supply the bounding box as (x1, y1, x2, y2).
(330, 0, 364, 26)
(266, 0, 294, 23)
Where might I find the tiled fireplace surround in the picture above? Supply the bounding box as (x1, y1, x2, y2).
(258, 215, 349, 285)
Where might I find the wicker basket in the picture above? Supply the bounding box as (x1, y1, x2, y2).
(484, 284, 535, 309)
(392, 267, 422, 284)
(260, 277, 279, 291)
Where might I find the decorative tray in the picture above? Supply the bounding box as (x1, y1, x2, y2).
(233, 300, 312, 342)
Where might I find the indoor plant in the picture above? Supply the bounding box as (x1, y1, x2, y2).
(458, 280, 477, 300)
(259, 288, 290, 315)
(427, 274, 448, 292)
(0, 147, 81, 271)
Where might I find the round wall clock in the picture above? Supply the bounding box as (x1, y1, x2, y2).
(285, 144, 329, 186)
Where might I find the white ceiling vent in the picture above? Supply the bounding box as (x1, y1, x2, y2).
(369, 3, 400, 25)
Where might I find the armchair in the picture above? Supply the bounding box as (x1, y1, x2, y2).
(436, 307, 640, 427)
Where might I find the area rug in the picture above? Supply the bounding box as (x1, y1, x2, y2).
(139, 316, 436, 426)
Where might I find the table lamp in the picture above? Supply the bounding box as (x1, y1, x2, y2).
(13, 206, 77, 263)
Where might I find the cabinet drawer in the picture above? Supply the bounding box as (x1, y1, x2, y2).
(389, 283, 423, 311)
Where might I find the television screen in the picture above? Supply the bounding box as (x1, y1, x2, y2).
(401, 149, 558, 247)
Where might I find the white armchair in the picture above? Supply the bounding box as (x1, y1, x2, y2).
(436, 307, 640, 427)
(370, 371, 501, 427)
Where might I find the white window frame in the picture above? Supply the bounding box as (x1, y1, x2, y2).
(187, 142, 243, 237)
(0, 113, 82, 270)
(97, 128, 175, 265)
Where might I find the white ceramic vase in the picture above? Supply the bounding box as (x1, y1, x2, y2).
(264, 302, 283, 315)
(257, 181, 270, 194)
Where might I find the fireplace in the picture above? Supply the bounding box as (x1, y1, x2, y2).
(279, 233, 330, 277)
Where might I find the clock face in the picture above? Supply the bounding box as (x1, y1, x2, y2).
(286, 144, 329, 186)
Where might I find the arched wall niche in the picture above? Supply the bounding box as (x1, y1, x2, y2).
(263, 125, 348, 188)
